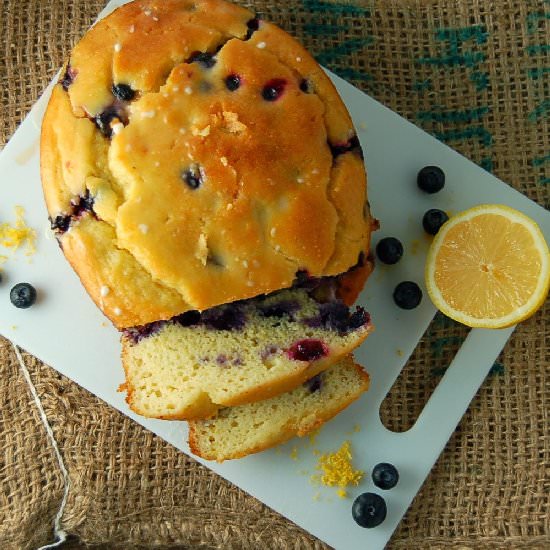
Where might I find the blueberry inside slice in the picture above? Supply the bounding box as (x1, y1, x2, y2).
(201, 304, 246, 331)
(287, 339, 328, 361)
(304, 373, 323, 393)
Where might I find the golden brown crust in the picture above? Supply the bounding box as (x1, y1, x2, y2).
(41, 0, 371, 329)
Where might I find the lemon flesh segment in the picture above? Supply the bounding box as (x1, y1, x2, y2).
(425, 205, 550, 329)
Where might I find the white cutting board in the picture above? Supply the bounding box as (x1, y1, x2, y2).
(1, 2, 548, 548)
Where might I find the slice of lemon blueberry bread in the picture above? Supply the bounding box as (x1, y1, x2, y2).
(188, 355, 369, 461)
(121, 276, 372, 420)
(40, 0, 376, 423)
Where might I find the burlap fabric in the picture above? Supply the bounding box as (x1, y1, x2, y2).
(1, 0, 549, 548)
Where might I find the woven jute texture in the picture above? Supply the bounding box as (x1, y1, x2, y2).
(1, 0, 549, 548)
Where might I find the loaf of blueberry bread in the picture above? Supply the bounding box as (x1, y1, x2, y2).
(188, 355, 370, 461)
(40, 0, 375, 420)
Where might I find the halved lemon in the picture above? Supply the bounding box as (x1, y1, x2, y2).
(425, 204, 550, 328)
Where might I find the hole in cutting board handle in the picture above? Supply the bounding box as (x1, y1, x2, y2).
(379, 312, 471, 432)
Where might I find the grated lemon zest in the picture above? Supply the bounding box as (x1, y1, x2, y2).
(0, 206, 37, 263)
(312, 441, 363, 498)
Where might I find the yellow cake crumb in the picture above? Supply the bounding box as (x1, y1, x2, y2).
(312, 491, 321, 501)
(396, 349, 404, 357)
(347, 423, 362, 435)
(311, 441, 363, 498)
(0, 206, 37, 264)
(308, 429, 320, 446)
(290, 446, 299, 461)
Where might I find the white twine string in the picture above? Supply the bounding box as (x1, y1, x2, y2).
(12, 343, 70, 549)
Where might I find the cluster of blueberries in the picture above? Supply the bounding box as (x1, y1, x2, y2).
(352, 462, 399, 528)
(376, 166, 448, 310)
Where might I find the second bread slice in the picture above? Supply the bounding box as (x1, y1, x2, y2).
(188, 355, 369, 462)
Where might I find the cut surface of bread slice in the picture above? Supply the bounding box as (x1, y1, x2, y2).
(188, 355, 369, 461)
(121, 285, 372, 420)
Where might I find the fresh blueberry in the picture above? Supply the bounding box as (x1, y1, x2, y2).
(422, 209, 449, 235)
(288, 339, 328, 361)
(393, 281, 422, 310)
(245, 17, 259, 39)
(187, 51, 216, 68)
(376, 237, 404, 265)
(225, 74, 241, 91)
(112, 83, 136, 101)
(10, 283, 37, 309)
(262, 79, 286, 101)
(372, 463, 399, 490)
(352, 492, 387, 528)
(181, 164, 204, 189)
(417, 165, 445, 194)
(304, 373, 323, 393)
